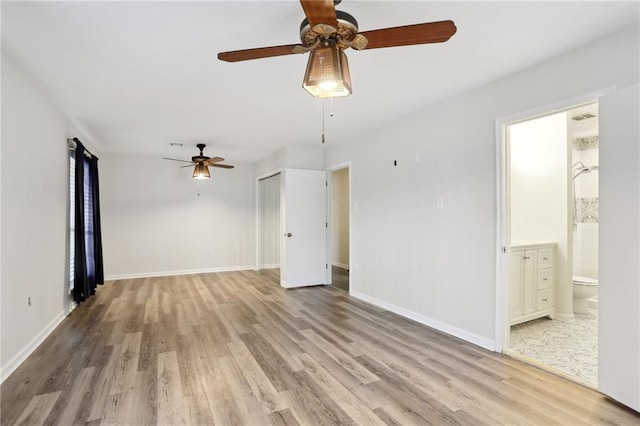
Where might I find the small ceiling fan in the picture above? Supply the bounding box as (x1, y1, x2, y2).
(163, 144, 234, 179)
(218, 0, 457, 98)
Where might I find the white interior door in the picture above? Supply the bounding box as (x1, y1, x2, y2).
(599, 84, 640, 411)
(281, 168, 328, 288)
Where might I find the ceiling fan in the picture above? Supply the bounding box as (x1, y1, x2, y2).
(217, 0, 457, 98)
(163, 144, 234, 179)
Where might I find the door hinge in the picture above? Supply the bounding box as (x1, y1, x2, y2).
(326, 264, 328, 269)
(326, 222, 328, 228)
(325, 181, 328, 187)
(502, 246, 506, 253)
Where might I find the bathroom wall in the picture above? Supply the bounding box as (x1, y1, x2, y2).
(510, 112, 572, 318)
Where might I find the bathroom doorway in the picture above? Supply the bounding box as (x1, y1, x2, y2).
(329, 165, 350, 292)
(499, 101, 599, 387)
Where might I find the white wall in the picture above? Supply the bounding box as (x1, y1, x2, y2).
(510, 112, 572, 317)
(255, 145, 323, 176)
(1, 53, 78, 381)
(100, 153, 255, 278)
(324, 26, 639, 349)
(331, 168, 349, 268)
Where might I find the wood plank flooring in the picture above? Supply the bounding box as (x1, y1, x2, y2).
(1, 271, 639, 425)
(331, 266, 349, 292)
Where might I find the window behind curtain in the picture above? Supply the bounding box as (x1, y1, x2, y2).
(70, 151, 97, 290)
(84, 160, 95, 279)
(69, 151, 75, 292)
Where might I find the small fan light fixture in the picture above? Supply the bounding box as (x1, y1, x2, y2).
(302, 41, 352, 98)
(193, 162, 211, 179)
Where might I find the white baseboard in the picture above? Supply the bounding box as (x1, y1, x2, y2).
(104, 265, 256, 281)
(350, 291, 495, 351)
(260, 264, 280, 270)
(1, 301, 77, 384)
(556, 312, 576, 322)
(331, 262, 349, 270)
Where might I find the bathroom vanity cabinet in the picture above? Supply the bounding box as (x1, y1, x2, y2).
(509, 242, 556, 326)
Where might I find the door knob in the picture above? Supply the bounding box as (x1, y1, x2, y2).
(285, 232, 292, 237)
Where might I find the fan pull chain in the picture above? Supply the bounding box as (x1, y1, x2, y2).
(322, 102, 326, 144)
(321, 99, 335, 145)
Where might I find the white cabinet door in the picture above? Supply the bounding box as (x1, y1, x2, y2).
(599, 84, 640, 411)
(522, 250, 537, 315)
(281, 169, 328, 288)
(510, 248, 542, 322)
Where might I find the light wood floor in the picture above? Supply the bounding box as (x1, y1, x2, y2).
(2, 271, 639, 425)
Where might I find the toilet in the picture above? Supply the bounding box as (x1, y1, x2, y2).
(573, 276, 598, 314)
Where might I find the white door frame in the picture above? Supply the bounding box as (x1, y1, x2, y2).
(326, 161, 352, 292)
(494, 88, 614, 352)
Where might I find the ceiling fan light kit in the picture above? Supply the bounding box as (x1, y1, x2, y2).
(303, 41, 352, 98)
(193, 163, 210, 179)
(163, 143, 234, 179)
(217, 0, 457, 99)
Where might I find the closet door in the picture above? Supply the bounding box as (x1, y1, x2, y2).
(599, 84, 640, 411)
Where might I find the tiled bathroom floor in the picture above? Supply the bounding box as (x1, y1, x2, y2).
(509, 309, 598, 386)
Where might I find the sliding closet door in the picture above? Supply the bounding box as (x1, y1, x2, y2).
(599, 84, 640, 411)
(258, 173, 281, 282)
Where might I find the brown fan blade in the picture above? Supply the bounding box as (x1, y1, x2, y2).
(359, 20, 457, 50)
(163, 157, 194, 164)
(218, 44, 303, 62)
(180, 164, 193, 169)
(210, 164, 235, 169)
(204, 157, 225, 165)
(300, 0, 337, 28)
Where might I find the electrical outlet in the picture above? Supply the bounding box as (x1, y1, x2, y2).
(27, 297, 32, 307)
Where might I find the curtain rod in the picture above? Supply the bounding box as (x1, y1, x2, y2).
(67, 137, 97, 159)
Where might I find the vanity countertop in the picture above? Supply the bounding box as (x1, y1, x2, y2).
(511, 240, 557, 249)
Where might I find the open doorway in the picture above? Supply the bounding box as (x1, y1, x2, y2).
(330, 166, 350, 292)
(500, 101, 599, 387)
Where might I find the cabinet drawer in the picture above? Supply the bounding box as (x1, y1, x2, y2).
(537, 289, 553, 310)
(537, 269, 553, 290)
(538, 248, 553, 269)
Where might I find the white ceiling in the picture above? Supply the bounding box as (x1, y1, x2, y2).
(2, 1, 638, 163)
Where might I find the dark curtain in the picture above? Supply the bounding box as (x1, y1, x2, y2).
(90, 156, 104, 285)
(73, 139, 104, 303)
